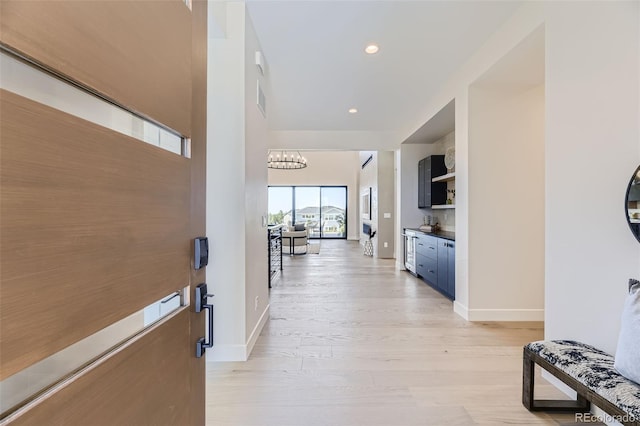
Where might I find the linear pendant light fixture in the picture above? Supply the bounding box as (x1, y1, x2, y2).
(267, 150, 308, 170)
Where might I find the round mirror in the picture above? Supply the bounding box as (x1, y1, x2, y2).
(626, 165, 640, 242)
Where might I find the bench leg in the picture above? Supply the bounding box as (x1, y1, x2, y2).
(522, 349, 591, 413)
(523, 349, 535, 410)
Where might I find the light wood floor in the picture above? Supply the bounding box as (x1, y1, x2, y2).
(207, 240, 596, 426)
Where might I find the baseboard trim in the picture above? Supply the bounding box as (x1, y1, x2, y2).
(208, 344, 247, 362)
(208, 304, 270, 362)
(246, 303, 270, 357)
(466, 308, 544, 322)
(453, 301, 470, 320)
(453, 303, 543, 321)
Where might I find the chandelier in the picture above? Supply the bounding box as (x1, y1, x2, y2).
(267, 150, 307, 170)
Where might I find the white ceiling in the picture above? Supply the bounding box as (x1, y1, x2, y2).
(246, 0, 523, 148)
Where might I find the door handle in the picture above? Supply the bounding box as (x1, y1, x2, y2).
(195, 283, 214, 358)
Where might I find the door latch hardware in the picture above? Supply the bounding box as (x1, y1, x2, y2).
(195, 283, 214, 358)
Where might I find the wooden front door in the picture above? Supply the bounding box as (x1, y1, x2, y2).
(0, 1, 207, 424)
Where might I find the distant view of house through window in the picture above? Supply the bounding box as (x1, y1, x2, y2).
(268, 186, 347, 239)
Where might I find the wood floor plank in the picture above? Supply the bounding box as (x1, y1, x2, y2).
(207, 240, 577, 425)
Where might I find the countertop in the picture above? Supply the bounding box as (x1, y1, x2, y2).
(405, 228, 455, 241)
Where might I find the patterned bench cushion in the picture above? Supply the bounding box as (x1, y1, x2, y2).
(526, 340, 640, 420)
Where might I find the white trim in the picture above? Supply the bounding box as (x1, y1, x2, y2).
(246, 304, 270, 358)
(206, 304, 270, 362)
(207, 344, 247, 362)
(466, 308, 544, 322)
(453, 300, 544, 321)
(453, 301, 470, 320)
(454, 303, 543, 321)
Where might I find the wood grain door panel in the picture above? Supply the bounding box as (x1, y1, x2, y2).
(5, 309, 191, 426)
(0, 89, 191, 380)
(0, 0, 192, 136)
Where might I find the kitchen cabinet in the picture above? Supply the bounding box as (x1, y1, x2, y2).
(416, 233, 438, 285)
(418, 155, 447, 208)
(437, 239, 455, 299)
(413, 231, 455, 301)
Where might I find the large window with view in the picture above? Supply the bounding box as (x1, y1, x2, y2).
(268, 186, 347, 239)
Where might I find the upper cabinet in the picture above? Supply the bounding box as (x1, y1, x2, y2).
(418, 155, 447, 208)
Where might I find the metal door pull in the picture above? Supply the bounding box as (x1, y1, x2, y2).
(195, 283, 214, 358)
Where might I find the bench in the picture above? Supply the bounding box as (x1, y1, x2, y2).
(523, 340, 640, 426)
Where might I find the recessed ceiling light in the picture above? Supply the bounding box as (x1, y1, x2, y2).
(348, 108, 358, 114)
(364, 44, 379, 55)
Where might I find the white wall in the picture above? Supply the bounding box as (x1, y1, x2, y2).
(207, 1, 246, 360)
(359, 151, 395, 258)
(206, 1, 270, 361)
(243, 7, 270, 351)
(270, 130, 403, 151)
(377, 151, 395, 258)
(267, 151, 360, 240)
(400, 1, 639, 336)
(544, 1, 640, 354)
(393, 4, 548, 320)
(468, 84, 545, 320)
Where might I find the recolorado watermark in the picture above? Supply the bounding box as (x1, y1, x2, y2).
(575, 413, 637, 424)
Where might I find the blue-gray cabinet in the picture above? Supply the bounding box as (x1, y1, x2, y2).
(437, 239, 455, 300)
(415, 232, 455, 300)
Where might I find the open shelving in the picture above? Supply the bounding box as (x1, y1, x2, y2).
(432, 172, 455, 183)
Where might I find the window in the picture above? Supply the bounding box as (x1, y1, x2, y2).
(268, 186, 347, 239)
(267, 186, 292, 226)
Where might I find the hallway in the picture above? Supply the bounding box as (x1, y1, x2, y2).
(207, 240, 586, 425)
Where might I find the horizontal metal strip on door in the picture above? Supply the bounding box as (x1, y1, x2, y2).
(0, 288, 189, 419)
(0, 49, 188, 157)
(0, 89, 191, 379)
